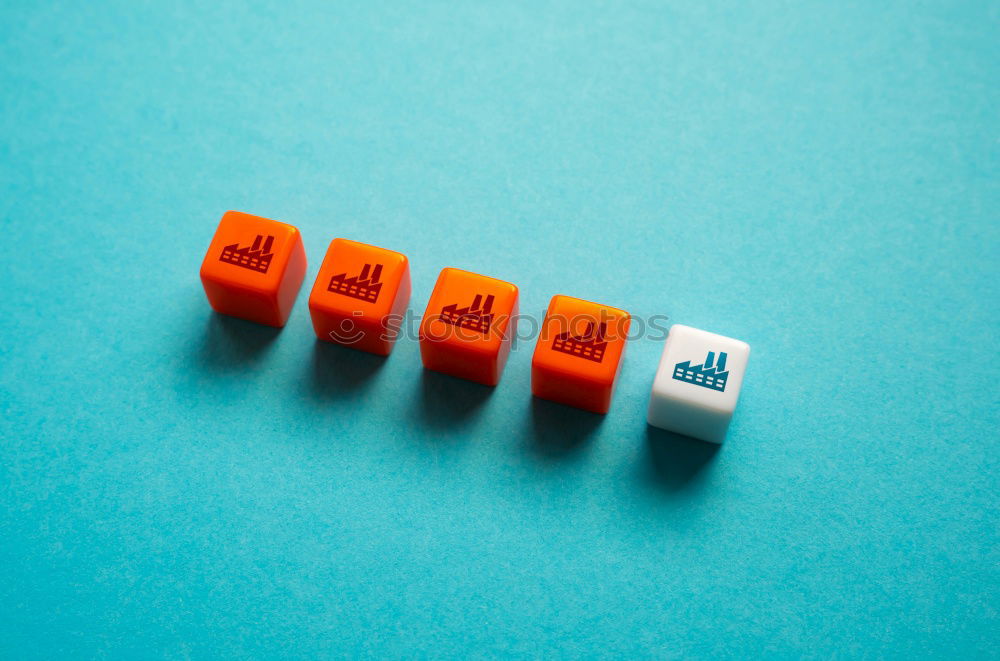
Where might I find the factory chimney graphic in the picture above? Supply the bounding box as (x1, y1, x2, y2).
(219, 234, 275, 274)
(672, 350, 729, 392)
(440, 293, 494, 335)
(552, 320, 608, 363)
(328, 263, 384, 303)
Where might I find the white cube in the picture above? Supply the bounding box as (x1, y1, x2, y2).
(647, 324, 750, 444)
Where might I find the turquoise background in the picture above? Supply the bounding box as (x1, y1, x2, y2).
(2, 1, 997, 657)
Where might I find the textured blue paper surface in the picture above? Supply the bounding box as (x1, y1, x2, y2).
(1, 1, 997, 657)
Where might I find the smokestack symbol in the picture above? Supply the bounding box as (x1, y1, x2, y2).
(552, 320, 608, 363)
(672, 350, 730, 392)
(328, 262, 384, 303)
(440, 293, 495, 335)
(219, 234, 276, 274)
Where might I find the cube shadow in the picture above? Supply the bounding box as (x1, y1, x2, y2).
(413, 369, 493, 430)
(307, 340, 387, 399)
(197, 312, 281, 370)
(643, 425, 720, 490)
(525, 396, 604, 458)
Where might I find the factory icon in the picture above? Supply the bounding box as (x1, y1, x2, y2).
(673, 351, 729, 392)
(219, 234, 275, 274)
(328, 263, 383, 303)
(440, 293, 494, 336)
(552, 321, 608, 363)
(552, 320, 608, 363)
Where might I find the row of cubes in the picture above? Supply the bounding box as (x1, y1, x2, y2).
(200, 211, 750, 443)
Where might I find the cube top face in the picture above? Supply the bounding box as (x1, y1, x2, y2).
(652, 324, 750, 415)
(419, 268, 518, 355)
(532, 295, 631, 386)
(308, 238, 409, 319)
(200, 211, 301, 293)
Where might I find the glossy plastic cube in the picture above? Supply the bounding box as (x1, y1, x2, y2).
(199, 211, 307, 327)
(647, 324, 750, 443)
(418, 268, 518, 386)
(531, 295, 630, 413)
(308, 238, 411, 356)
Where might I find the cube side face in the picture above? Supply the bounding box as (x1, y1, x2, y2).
(647, 390, 732, 444)
(273, 233, 307, 327)
(309, 306, 389, 355)
(201, 274, 282, 326)
(385, 265, 412, 347)
(308, 239, 411, 355)
(199, 211, 304, 327)
(493, 297, 518, 384)
(646, 324, 750, 443)
(418, 268, 518, 385)
(532, 362, 614, 413)
(419, 339, 499, 385)
(530, 295, 630, 413)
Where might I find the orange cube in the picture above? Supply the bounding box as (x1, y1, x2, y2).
(308, 238, 411, 356)
(200, 211, 307, 327)
(419, 268, 519, 386)
(531, 295, 631, 413)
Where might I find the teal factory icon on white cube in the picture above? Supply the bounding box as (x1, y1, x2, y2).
(647, 325, 750, 444)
